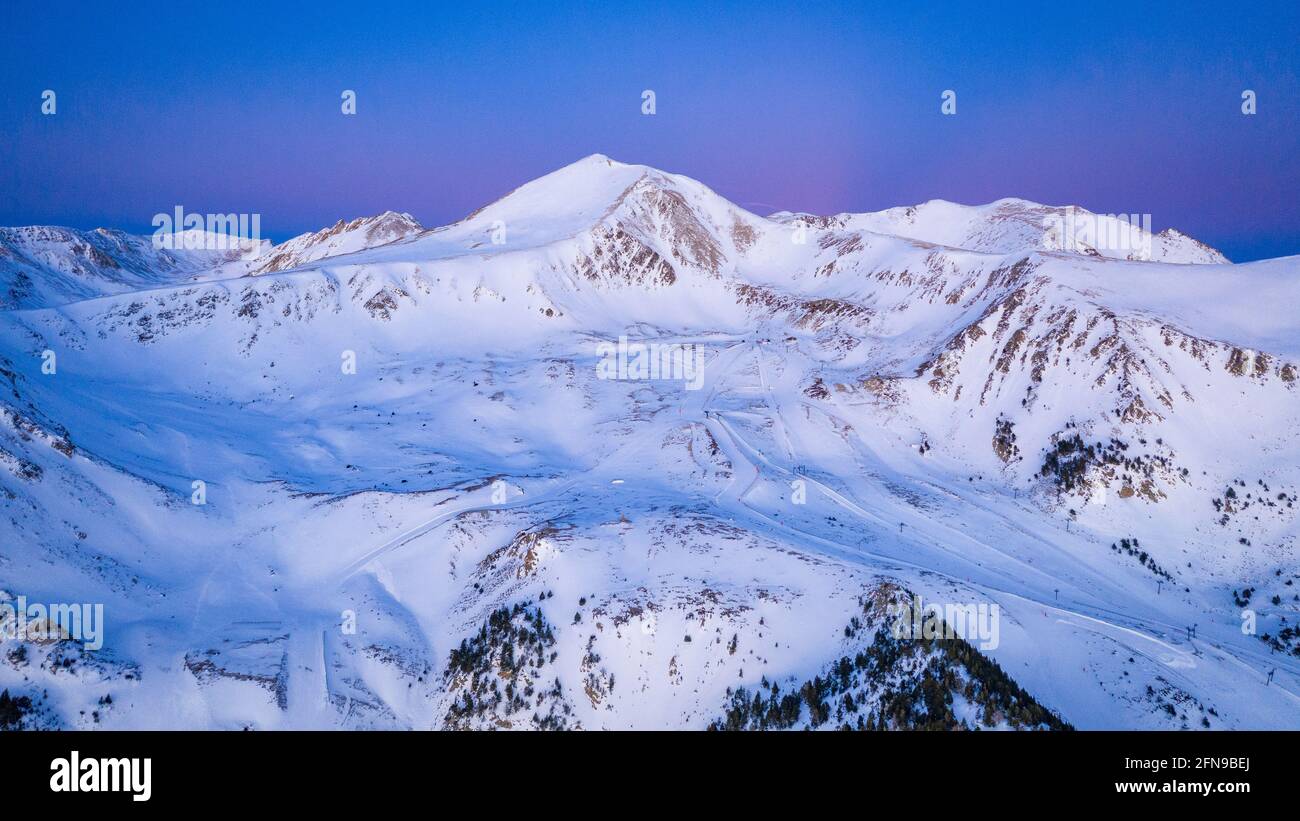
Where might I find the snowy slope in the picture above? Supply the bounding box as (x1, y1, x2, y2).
(0, 155, 1295, 730)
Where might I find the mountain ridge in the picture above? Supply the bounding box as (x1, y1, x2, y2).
(2, 154, 1236, 311)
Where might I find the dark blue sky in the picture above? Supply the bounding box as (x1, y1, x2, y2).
(2, 0, 1298, 260)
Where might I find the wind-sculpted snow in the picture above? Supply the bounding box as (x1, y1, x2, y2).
(0, 155, 1297, 729)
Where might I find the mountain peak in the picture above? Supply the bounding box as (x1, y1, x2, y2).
(573, 152, 622, 167)
(246, 211, 424, 275)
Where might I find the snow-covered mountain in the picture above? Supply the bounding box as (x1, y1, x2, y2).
(242, 211, 423, 276)
(0, 225, 257, 310)
(0, 154, 1296, 730)
(0, 211, 425, 310)
(771, 197, 1229, 263)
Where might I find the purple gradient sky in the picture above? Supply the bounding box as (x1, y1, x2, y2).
(2, 0, 1298, 260)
